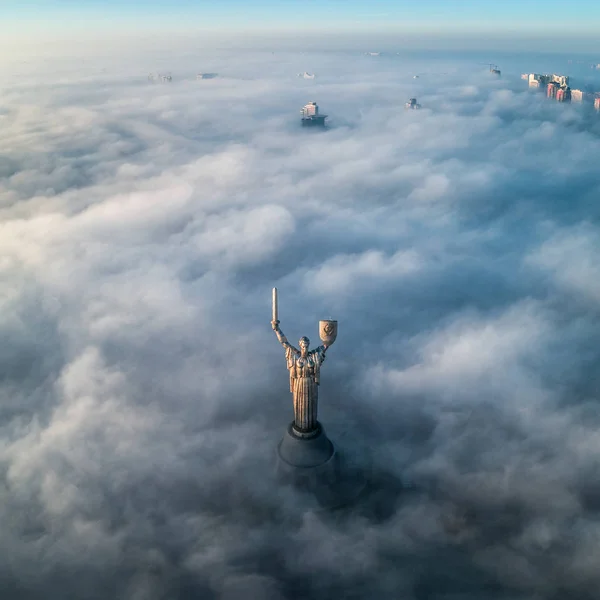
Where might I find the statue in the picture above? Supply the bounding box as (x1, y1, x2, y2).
(271, 287, 337, 436)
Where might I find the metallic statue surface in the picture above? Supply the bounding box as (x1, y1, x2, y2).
(271, 287, 337, 436)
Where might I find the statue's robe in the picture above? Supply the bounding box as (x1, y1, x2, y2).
(285, 345, 326, 432)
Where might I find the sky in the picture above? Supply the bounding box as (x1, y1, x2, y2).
(2, 41, 600, 599)
(3, 0, 600, 50)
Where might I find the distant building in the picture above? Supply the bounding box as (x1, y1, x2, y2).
(547, 82, 559, 98)
(595, 97, 600, 111)
(197, 73, 218, 79)
(302, 102, 318, 117)
(297, 72, 315, 79)
(300, 101, 327, 127)
(551, 74, 569, 87)
(404, 98, 421, 109)
(571, 89, 584, 102)
(148, 73, 172, 82)
(527, 73, 568, 89)
(521, 73, 529, 80)
(528, 74, 548, 88)
(556, 88, 568, 102)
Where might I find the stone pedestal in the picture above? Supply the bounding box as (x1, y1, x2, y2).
(277, 422, 337, 484)
(276, 421, 369, 511)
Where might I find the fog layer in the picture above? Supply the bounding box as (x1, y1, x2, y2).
(1, 48, 600, 599)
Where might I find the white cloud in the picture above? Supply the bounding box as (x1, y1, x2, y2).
(527, 224, 600, 304)
(304, 249, 422, 296)
(2, 45, 600, 599)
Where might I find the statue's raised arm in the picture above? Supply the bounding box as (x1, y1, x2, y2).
(272, 319, 295, 351)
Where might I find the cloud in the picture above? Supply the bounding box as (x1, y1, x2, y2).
(527, 223, 600, 304)
(2, 45, 600, 599)
(304, 249, 422, 296)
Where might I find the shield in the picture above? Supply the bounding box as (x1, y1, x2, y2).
(319, 320, 338, 346)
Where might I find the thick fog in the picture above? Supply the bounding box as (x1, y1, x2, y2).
(2, 47, 600, 599)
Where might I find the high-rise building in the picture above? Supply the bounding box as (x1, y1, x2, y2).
(595, 97, 600, 111)
(528, 73, 551, 88)
(547, 83, 559, 98)
(551, 74, 569, 87)
(527, 73, 568, 89)
(571, 89, 584, 102)
(301, 102, 318, 117)
(300, 102, 327, 127)
(148, 73, 172, 82)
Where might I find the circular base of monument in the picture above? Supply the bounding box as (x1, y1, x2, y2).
(275, 421, 371, 513)
(277, 422, 335, 469)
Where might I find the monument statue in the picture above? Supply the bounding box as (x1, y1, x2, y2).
(271, 288, 367, 510)
(271, 287, 337, 436)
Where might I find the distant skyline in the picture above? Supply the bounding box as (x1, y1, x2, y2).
(3, 0, 600, 53)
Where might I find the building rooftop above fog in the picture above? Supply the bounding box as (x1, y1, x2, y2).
(300, 101, 327, 127)
(148, 73, 172, 82)
(405, 98, 421, 109)
(525, 73, 569, 88)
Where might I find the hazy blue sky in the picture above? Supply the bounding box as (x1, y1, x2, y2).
(3, 0, 599, 32)
(2, 0, 600, 54)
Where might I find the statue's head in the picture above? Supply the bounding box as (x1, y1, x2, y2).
(299, 336, 309, 352)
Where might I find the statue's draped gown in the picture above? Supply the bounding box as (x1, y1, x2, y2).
(285, 345, 326, 432)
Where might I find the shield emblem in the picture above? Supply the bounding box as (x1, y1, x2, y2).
(319, 320, 338, 346)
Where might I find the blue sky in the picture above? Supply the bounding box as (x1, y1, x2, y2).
(3, 0, 600, 45)
(3, 0, 599, 28)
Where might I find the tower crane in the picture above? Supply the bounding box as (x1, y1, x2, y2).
(479, 63, 501, 76)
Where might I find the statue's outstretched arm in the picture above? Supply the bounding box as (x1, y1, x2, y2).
(271, 320, 293, 350)
(314, 344, 327, 363)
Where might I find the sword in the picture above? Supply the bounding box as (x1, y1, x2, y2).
(272, 287, 278, 323)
